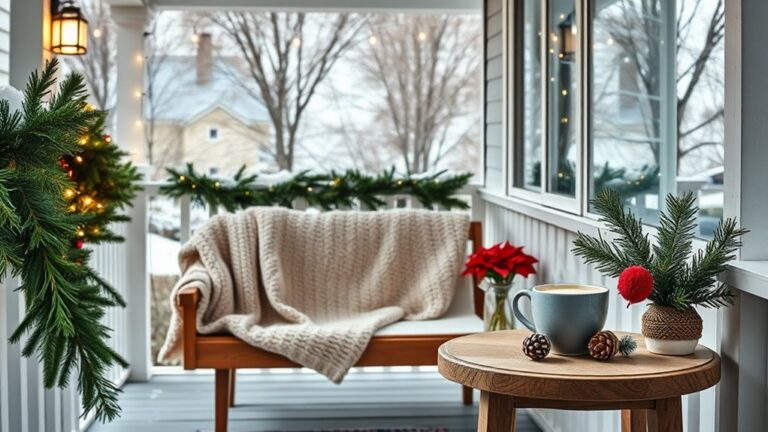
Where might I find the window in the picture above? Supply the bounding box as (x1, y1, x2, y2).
(208, 127, 220, 141)
(510, 0, 725, 236)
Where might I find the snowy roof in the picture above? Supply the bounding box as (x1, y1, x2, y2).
(147, 56, 269, 126)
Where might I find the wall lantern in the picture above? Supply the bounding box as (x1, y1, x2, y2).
(51, 0, 88, 55)
(558, 12, 576, 60)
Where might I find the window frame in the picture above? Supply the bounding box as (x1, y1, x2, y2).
(507, 0, 585, 215)
(506, 0, 682, 221)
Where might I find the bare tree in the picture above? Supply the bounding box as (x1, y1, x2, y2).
(142, 13, 187, 166)
(607, 0, 724, 171)
(65, 0, 115, 116)
(211, 12, 365, 171)
(340, 15, 482, 174)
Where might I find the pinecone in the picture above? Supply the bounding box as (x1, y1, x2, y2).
(522, 333, 551, 360)
(588, 331, 637, 361)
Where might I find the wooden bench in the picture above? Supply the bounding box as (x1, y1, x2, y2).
(179, 221, 484, 432)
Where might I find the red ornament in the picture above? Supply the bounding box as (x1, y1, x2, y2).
(617, 265, 654, 307)
(74, 239, 84, 249)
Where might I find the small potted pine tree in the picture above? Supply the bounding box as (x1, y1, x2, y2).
(572, 190, 746, 355)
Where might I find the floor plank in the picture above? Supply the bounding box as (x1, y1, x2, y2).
(89, 370, 541, 432)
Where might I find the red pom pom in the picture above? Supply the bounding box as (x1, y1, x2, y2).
(74, 239, 84, 249)
(618, 265, 653, 306)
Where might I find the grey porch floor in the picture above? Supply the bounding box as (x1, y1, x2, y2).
(89, 370, 541, 432)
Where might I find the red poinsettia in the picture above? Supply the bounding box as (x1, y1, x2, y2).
(462, 241, 538, 284)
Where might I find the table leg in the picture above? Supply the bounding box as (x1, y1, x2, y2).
(654, 397, 682, 432)
(621, 409, 648, 432)
(478, 391, 516, 432)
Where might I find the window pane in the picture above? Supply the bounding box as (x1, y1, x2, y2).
(515, 0, 543, 191)
(547, 0, 578, 197)
(589, 0, 669, 223)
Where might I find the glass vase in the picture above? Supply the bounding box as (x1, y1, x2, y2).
(484, 282, 515, 331)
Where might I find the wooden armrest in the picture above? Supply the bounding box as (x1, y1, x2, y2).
(178, 286, 200, 370)
(179, 286, 200, 307)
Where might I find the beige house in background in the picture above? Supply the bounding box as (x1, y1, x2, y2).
(148, 34, 272, 180)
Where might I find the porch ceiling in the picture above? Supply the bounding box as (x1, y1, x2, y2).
(132, 0, 481, 12)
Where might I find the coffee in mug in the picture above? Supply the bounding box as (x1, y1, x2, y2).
(512, 284, 609, 355)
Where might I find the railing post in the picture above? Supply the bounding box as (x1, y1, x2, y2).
(125, 189, 151, 382)
(180, 194, 191, 244)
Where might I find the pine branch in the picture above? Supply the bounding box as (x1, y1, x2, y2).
(651, 193, 698, 305)
(572, 230, 632, 278)
(590, 190, 652, 267)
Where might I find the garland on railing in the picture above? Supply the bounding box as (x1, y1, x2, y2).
(160, 164, 473, 212)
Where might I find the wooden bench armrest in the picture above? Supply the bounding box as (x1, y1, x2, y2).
(179, 286, 200, 370)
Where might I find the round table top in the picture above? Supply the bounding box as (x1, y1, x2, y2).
(438, 330, 720, 402)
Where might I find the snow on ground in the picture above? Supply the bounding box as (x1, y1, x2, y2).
(149, 233, 182, 275)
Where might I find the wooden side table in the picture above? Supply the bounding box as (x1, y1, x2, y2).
(438, 330, 720, 432)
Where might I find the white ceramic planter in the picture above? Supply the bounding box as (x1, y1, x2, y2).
(645, 337, 699, 355)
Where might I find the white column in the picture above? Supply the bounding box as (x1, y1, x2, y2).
(111, 6, 147, 165)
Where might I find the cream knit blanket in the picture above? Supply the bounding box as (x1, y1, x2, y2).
(158, 207, 469, 382)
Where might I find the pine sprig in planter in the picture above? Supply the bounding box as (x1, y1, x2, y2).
(573, 190, 746, 311)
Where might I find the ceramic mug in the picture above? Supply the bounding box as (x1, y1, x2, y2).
(512, 284, 609, 355)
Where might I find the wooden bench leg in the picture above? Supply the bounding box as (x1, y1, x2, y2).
(215, 369, 230, 432)
(462, 385, 473, 405)
(478, 391, 515, 432)
(621, 409, 648, 432)
(229, 369, 236, 407)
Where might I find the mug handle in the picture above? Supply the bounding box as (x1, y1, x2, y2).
(512, 290, 536, 332)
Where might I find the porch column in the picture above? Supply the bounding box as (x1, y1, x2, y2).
(112, 6, 152, 383)
(111, 6, 147, 164)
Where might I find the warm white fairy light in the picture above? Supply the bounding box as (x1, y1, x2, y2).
(93, 28, 102, 39)
(418, 31, 427, 41)
(292, 37, 301, 48)
(191, 33, 200, 43)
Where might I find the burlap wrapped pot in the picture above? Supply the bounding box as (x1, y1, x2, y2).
(641, 304, 702, 355)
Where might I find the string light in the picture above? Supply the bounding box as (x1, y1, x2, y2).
(191, 33, 200, 43)
(369, 35, 378, 45)
(83, 196, 93, 206)
(214, 181, 221, 189)
(76, 229, 85, 237)
(93, 28, 102, 38)
(179, 175, 186, 182)
(75, 155, 84, 163)
(103, 135, 112, 144)
(561, 89, 568, 96)
(79, 137, 88, 145)
(64, 189, 75, 198)
(418, 32, 428, 41)
(560, 117, 569, 124)
(306, 186, 313, 192)
(135, 54, 143, 64)
(291, 37, 301, 47)
(134, 90, 142, 98)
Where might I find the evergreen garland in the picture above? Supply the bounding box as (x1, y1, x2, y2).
(60, 112, 142, 247)
(0, 59, 126, 422)
(572, 190, 747, 310)
(161, 163, 473, 212)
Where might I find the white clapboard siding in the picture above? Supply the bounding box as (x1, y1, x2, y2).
(483, 201, 721, 432)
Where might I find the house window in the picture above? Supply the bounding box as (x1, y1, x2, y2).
(208, 127, 220, 141)
(509, 0, 724, 236)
